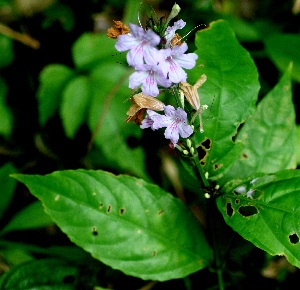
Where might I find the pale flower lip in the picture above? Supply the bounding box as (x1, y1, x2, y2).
(125, 93, 164, 125)
(179, 74, 207, 110)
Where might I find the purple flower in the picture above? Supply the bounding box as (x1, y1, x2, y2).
(129, 64, 172, 97)
(141, 105, 193, 144)
(164, 19, 186, 48)
(115, 23, 161, 66)
(160, 43, 198, 83)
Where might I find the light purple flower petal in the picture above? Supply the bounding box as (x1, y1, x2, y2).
(164, 19, 186, 48)
(115, 23, 161, 66)
(129, 70, 148, 89)
(164, 123, 180, 144)
(175, 53, 198, 69)
(115, 34, 139, 52)
(178, 122, 193, 138)
(144, 29, 161, 46)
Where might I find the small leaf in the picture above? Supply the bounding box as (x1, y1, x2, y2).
(88, 63, 147, 179)
(37, 64, 75, 125)
(189, 20, 260, 180)
(217, 170, 300, 268)
(12, 170, 213, 281)
(0, 163, 17, 220)
(265, 33, 300, 83)
(0, 78, 13, 137)
(0, 259, 79, 289)
(60, 75, 90, 138)
(222, 64, 297, 183)
(0, 201, 54, 236)
(0, 34, 13, 69)
(72, 33, 125, 70)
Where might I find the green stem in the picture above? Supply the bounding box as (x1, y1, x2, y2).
(191, 135, 209, 188)
(217, 269, 225, 290)
(172, 86, 183, 109)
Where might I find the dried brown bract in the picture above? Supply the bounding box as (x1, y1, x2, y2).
(107, 20, 130, 39)
(126, 93, 165, 125)
(179, 74, 207, 110)
(170, 33, 184, 47)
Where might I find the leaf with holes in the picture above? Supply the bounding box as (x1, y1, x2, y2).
(188, 20, 260, 180)
(12, 170, 213, 281)
(217, 170, 300, 268)
(221, 64, 297, 184)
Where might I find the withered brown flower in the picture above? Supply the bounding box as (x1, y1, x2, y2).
(107, 20, 130, 39)
(125, 93, 165, 125)
(179, 74, 207, 110)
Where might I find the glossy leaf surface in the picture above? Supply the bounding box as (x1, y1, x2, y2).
(222, 64, 297, 183)
(189, 20, 260, 180)
(13, 169, 213, 281)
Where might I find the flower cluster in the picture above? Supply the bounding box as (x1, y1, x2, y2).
(108, 4, 207, 147)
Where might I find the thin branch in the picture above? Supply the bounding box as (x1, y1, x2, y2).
(87, 68, 133, 150)
(0, 23, 40, 49)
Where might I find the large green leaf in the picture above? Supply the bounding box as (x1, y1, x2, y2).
(12, 169, 213, 281)
(217, 170, 300, 268)
(88, 63, 147, 179)
(0, 259, 79, 289)
(60, 75, 90, 138)
(189, 20, 260, 180)
(265, 33, 300, 83)
(37, 64, 75, 125)
(0, 163, 17, 220)
(221, 64, 296, 184)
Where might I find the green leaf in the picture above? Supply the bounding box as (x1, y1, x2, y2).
(72, 33, 125, 70)
(189, 20, 260, 180)
(12, 169, 213, 281)
(60, 75, 90, 138)
(0, 259, 79, 289)
(0, 78, 13, 137)
(0, 163, 17, 220)
(0, 34, 13, 69)
(43, 2, 75, 32)
(88, 63, 147, 179)
(0, 201, 54, 236)
(37, 64, 75, 126)
(217, 170, 300, 268)
(297, 125, 300, 166)
(265, 33, 300, 83)
(221, 64, 297, 183)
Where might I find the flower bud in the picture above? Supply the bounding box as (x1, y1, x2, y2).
(165, 3, 181, 27)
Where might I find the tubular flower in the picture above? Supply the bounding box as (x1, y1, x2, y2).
(129, 64, 172, 97)
(125, 93, 165, 125)
(115, 23, 161, 66)
(164, 19, 186, 48)
(141, 105, 193, 144)
(160, 43, 198, 83)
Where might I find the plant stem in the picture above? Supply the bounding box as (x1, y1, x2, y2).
(191, 135, 209, 188)
(217, 269, 225, 290)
